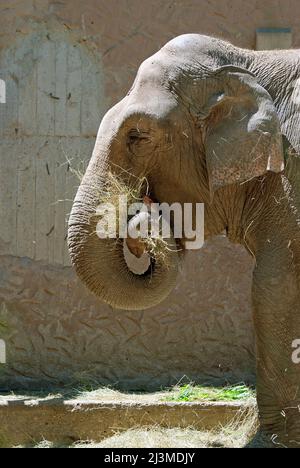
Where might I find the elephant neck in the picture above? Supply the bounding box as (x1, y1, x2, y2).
(204, 183, 249, 246)
(248, 50, 300, 97)
(207, 173, 285, 255)
(216, 184, 254, 247)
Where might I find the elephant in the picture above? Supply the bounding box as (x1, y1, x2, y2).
(68, 34, 300, 447)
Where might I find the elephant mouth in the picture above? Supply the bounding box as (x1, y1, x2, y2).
(123, 206, 180, 276)
(123, 211, 152, 276)
(68, 172, 182, 310)
(123, 240, 154, 276)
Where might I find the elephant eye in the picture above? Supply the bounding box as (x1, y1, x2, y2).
(127, 131, 152, 154)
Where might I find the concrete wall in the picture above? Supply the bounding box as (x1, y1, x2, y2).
(1, 0, 297, 390)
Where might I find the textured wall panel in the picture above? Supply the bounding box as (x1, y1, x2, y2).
(0, 239, 255, 391)
(0, 26, 104, 264)
(0, 136, 94, 264)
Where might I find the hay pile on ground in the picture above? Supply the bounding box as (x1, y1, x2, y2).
(77, 403, 258, 449)
(23, 404, 258, 449)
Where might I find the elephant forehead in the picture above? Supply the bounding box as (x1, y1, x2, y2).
(124, 92, 177, 122)
(135, 51, 199, 90)
(164, 36, 216, 65)
(134, 54, 171, 88)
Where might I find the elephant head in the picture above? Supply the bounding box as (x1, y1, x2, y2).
(68, 34, 284, 311)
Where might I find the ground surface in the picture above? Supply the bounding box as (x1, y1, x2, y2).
(0, 383, 255, 404)
(24, 422, 258, 448)
(0, 384, 258, 448)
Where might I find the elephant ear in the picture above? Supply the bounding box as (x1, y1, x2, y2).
(202, 66, 284, 194)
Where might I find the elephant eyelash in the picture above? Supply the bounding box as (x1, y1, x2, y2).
(128, 130, 151, 143)
(127, 131, 154, 155)
(128, 137, 152, 152)
(128, 135, 150, 144)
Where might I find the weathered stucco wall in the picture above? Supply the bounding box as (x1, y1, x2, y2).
(1, 0, 297, 389)
(0, 241, 254, 390)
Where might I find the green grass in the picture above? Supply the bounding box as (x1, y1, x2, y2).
(166, 384, 255, 403)
(0, 384, 255, 405)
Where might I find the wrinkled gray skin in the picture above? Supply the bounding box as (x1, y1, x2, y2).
(69, 34, 300, 447)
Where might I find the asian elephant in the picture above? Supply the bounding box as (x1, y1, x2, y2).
(68, 34, 300, 447)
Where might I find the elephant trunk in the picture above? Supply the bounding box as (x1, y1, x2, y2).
(68, 153, 179, 311)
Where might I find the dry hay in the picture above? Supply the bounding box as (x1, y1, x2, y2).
(93, 170, 179, 267)
(24, 403, 258, 449)
(87, 403, 258, 449)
